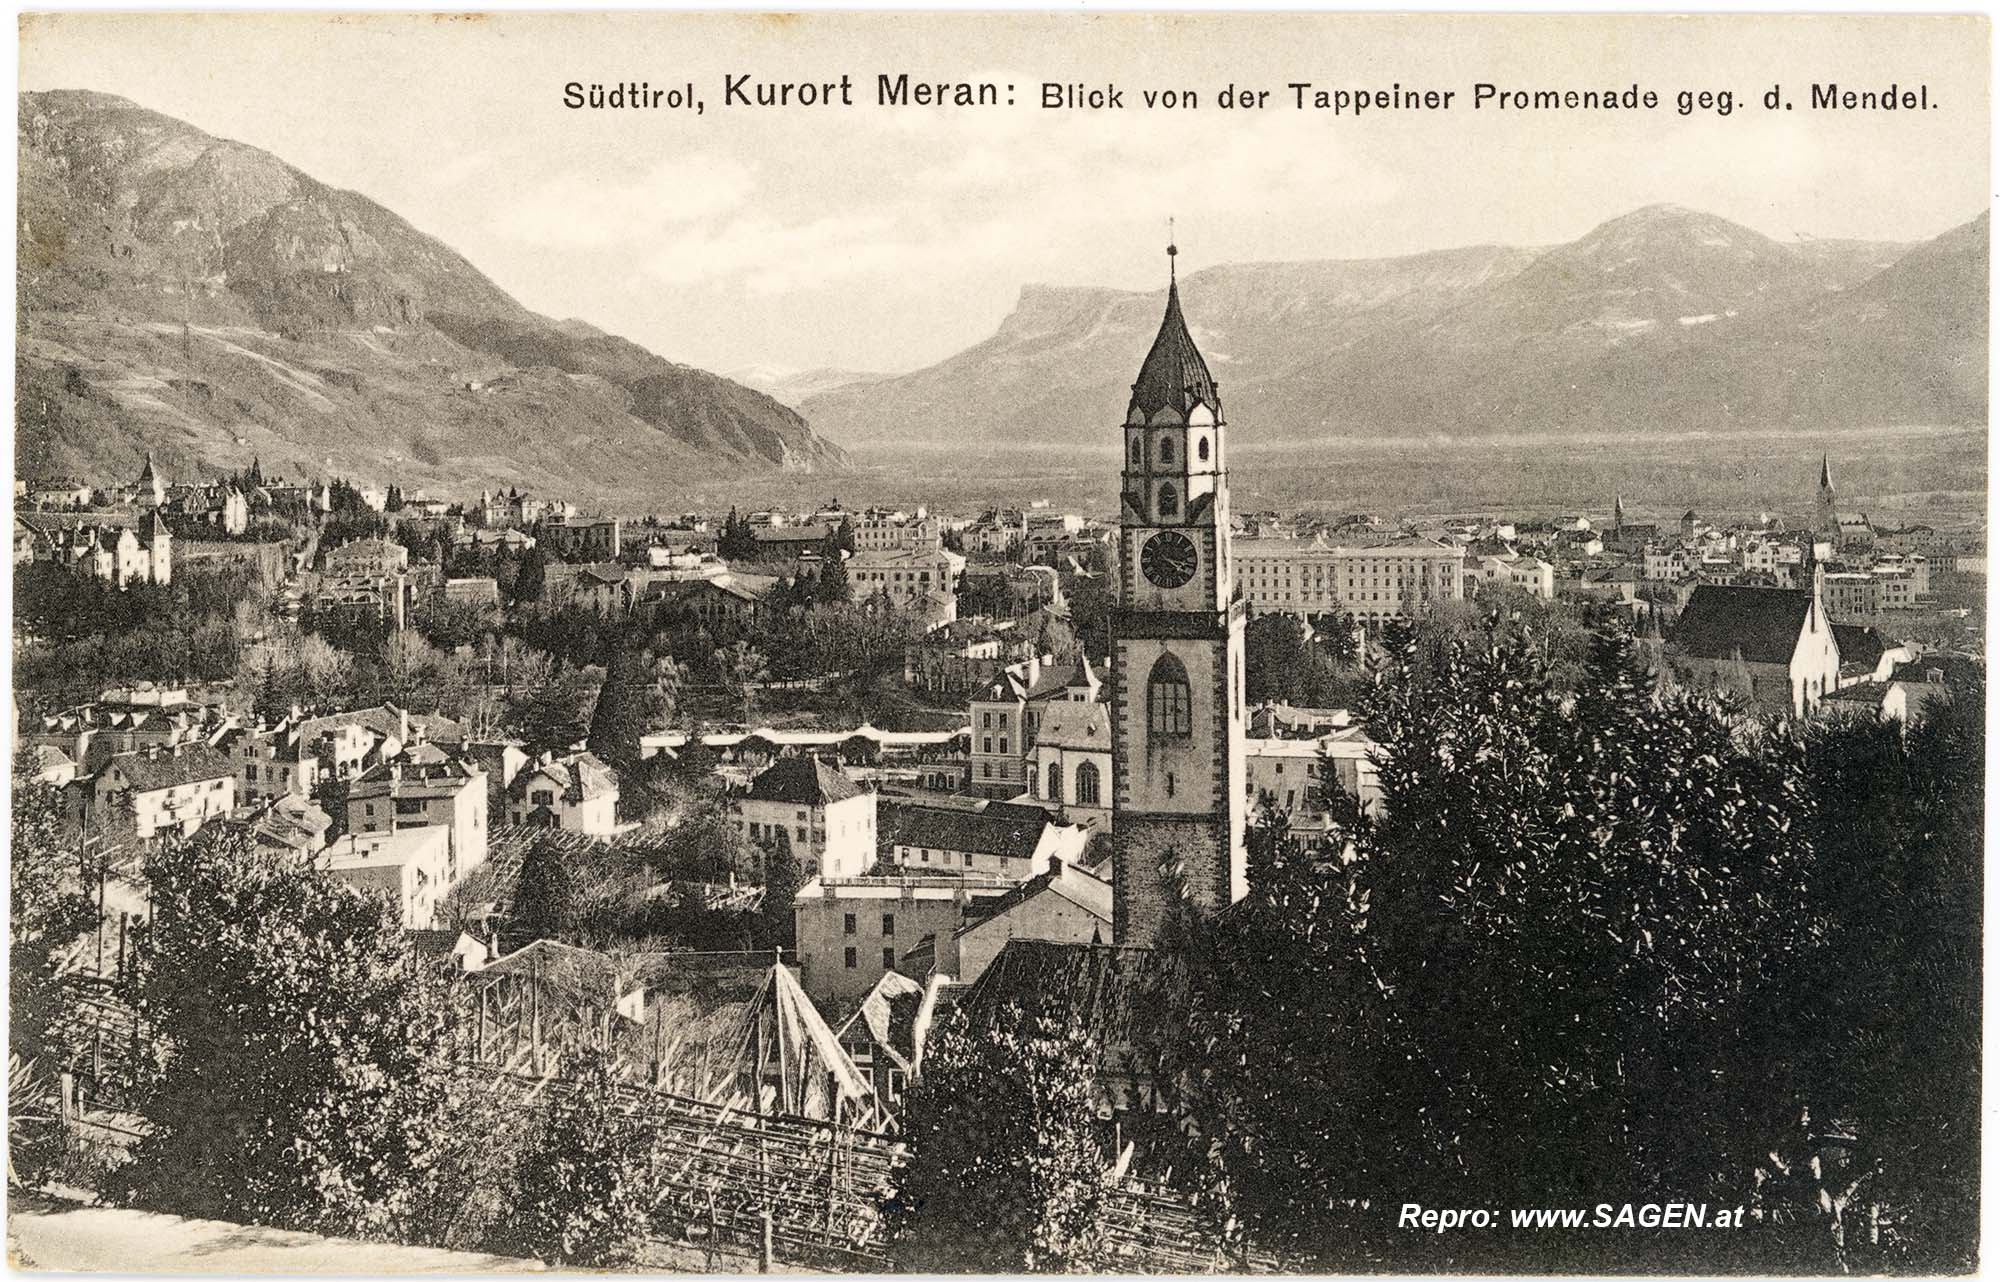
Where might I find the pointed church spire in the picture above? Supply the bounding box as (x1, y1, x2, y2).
(1819, 453, 1835, 492)
(1129, 234, 1219, 420)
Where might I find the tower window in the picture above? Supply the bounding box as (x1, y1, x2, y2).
(1075, 760, 1101, 805)
(1147, 654, 1193, 737)
(1047, 761, 1062, 803)
(1157, 483, 1179, 519)
(1198, 436, 1210, 462)
(1130, 436, 1142, 466)
(1159, 435, 1175, 465)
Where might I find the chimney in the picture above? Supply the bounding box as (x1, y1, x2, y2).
(397, 706, 410, 745)
(1927, 668, 1945, 686)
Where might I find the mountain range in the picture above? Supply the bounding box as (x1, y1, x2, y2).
(16, 90, 845, 503)
(801, 204, 1987, 451)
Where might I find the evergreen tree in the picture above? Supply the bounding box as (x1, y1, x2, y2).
(511, 836, 581, 942)
(888, 1004, 1110, 1273)
(814, 531, 850, 604)
(109, 829, 459, 1239)
(718, 507, 757, 562)
(513, 546, 547, 606)
(586, 642, 650, 779)
(760, 828, 802, 949)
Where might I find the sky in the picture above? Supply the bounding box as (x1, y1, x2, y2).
(19, 12, 1990, 377)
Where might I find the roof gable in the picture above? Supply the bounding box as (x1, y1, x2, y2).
(1670, 585, 1815, 665)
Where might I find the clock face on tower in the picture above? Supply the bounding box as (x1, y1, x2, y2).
(1141, 530, 1198, 589)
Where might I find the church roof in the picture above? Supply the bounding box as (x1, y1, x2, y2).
(1128, 256, 1219, 420)
(1669, 585, 1816, 666)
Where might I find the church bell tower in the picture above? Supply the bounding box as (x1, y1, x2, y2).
(1110, 240, 1248, 943)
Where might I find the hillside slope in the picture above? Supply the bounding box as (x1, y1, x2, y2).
(803, 205, 1982, 448)
(17, 90, 845, 500)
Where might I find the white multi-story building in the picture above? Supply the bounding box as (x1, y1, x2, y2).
(1235, 534, 1465, 622)
(736, 755, 878, 879)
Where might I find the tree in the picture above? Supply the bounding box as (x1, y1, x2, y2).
(760, 828, 802, 949)
(717, 508, 757, 563)
(888, 1004, 1110, 1273)
(717, 641, 768, 722)
(495, 1050, 653, 1267)
(1168, 629, 1823, 1271)
(511, 836, 581, 942)
(815, 531, 850, 604)
(109, 829, 459, 1240)
(586, 643, 652, 779)
(513, 546, 547, 606)
(1765, 688, 1984, 1271)
(9, 766, 97, 1179)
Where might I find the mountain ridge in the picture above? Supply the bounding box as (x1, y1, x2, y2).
(802, 205, 1982, 449)
(17, 89, 846, 502)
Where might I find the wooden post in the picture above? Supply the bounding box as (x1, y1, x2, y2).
(95, 858, 108, 977)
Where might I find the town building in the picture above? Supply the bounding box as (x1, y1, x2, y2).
(854, 509, 942, 554)
(443, 576, 501, 607)
(24, 511, 175, 588)
(903, 620, 1007, 696)
(848, 545, 960, 622)
(736, 755, 878, 879)
(792, 874, 1014, 1012)
(1666, 581, 1842, 716)
(346, 754, 489, 882)
(323, 537, 410, 577)
(1110, 243, 1248, 942)
(539, 514, 622, 560)
(952, 857, 1114, 989)
(968, 654, 1102, 799)
(1234, 532, 1466, 622)
(505, 750, 620, 834)
(1026, 699, 1113, 831)
(85, 744, 237, 842)
(1243, 726, 1385, 832)
(878, 799, 1091, 879)
(322, 826, 455, 928)
(25, 685, 233, 774)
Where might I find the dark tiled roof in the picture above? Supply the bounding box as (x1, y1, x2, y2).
(882, 801, 1048, 860)
(962, 940, 1164, 1077)
(1831, 625, 1887, 673)
(1129, 277, 1219, 419)
(745, 754, 864, 806)
(509, 751, 618, 804)
(1669, 585, 1814, 665)
(107, 744, 234, 791)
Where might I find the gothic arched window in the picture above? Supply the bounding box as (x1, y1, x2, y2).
(1198, 436, 1210, 462)
(1158, 483, 1179, 519)
(1046, 761, 1062, 804)
(1147, 654, 1193, 737)
(1159, 434, 1176, 465)
(1130, 436, 1142, 467)
(1075, 760, 1101, 806)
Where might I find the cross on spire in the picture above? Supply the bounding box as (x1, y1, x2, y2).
(1167, 217, 1177, 281)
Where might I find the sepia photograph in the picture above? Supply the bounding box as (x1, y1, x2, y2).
(6, 10, 1988, 1275)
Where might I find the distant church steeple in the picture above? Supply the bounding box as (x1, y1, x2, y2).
(1816, 453, 1838, 534)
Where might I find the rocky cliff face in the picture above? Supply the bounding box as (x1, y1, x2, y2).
(17, 90, 845, 499)
(802, 204, 1983, 449)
